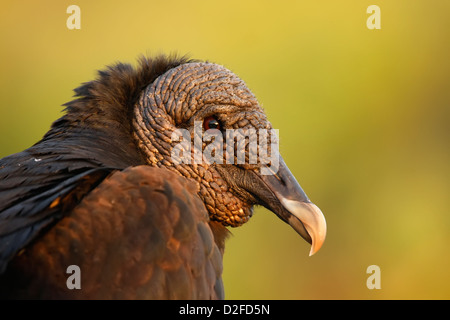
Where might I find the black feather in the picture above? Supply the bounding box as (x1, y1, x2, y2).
(0, 55, 193, 273)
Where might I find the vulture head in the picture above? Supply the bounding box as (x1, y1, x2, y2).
(128, 58, 326, 255)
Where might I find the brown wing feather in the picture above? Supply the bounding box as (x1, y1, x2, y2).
(0, 166, 225, 299)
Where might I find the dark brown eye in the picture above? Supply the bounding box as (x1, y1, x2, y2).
(203, 116, 221, 131)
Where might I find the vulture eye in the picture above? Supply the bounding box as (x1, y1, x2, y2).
(203, 116, 221, 131)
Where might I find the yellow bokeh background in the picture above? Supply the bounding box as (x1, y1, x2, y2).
(1, 1, 449, 299)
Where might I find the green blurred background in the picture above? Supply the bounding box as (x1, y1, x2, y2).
(1, 1, 449, 299)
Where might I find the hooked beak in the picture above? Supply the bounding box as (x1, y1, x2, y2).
(255, 157, 327, 256)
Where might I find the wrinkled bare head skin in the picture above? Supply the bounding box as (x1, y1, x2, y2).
(132, 61, 326, 255)
(133, 63, 268, 226)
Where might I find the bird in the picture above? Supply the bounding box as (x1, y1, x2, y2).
(0, 54, 326, 299)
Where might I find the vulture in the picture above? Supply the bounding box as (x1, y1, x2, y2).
(0, 55, 326, 299)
